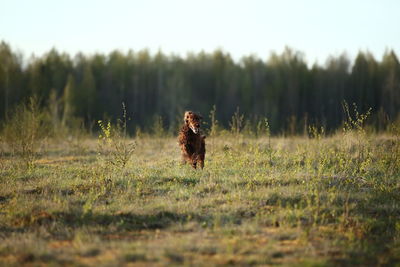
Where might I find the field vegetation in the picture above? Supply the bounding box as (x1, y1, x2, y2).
(0, 101, 399, 266)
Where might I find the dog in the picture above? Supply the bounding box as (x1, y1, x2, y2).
(178, 111, 206, 169)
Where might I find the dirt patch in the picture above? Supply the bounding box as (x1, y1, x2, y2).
(49, 240, 73, 249)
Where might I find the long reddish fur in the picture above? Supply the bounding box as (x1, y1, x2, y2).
(178, 112, 206, 169)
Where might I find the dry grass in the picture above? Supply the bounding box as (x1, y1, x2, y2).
(0, 132, 399, 266)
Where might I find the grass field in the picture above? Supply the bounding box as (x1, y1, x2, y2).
(0, 130, 399, 266)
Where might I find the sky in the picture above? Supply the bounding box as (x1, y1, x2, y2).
(1, 0, 399, 65)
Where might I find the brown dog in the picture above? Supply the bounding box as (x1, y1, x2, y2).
(178, 111, 206, 169)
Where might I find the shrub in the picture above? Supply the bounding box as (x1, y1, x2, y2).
(229, 107, 244, 136)
(97, 103, 135, 169)
(1, 97, 50, 168)
(208, 105, 220, 137)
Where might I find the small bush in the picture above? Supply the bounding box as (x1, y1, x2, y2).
(97, 103, 135, 169)
(1, 97, 50, 168)
(208, 105, 220, 137)
(229, 107, 244, 136)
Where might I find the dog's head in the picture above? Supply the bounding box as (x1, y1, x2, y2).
(184, 111, 202, 134)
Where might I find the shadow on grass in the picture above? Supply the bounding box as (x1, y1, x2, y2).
(234, 177, 303, 188)
(151, 176, 200, 186)
(0, 211, 196, 236)
(51, 210, 210, 231)
(332, 188, 400, 266)
(2, 207, 255, 236)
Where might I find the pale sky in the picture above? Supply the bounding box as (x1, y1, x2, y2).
(1, 0, 399, 64)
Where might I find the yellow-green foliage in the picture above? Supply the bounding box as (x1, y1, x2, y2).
(229, 107, 244, 136)
(96, 102, 136, 170)
(98, 119, 135, 169)
(1, 97, 50, 168)
(208, 105, 220, 137)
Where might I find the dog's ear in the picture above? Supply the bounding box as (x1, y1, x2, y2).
(184, 111, 191, 124)
(183, 111, 192, 122)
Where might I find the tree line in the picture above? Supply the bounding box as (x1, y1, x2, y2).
(0, 41, 399, 134)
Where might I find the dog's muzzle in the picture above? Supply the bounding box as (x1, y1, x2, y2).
(190, 126, 199, 134)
